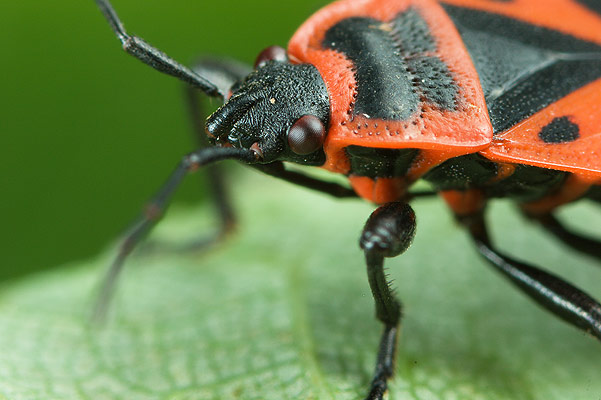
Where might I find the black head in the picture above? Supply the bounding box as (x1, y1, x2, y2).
(94, 0, 330, 166)
(206, 51, 330, 165)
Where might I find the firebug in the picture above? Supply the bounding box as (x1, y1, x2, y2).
(94, 0, 601, 398)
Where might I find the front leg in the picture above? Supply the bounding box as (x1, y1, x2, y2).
(360, 202, 417, 400)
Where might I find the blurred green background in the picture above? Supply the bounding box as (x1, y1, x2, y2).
(1, 0, 329, 281)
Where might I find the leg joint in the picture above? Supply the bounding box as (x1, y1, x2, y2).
(360, 202, 416, 258)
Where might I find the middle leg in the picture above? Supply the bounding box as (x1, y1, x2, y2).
(525, 212, 601, 262)
(462, 212, 601, 340)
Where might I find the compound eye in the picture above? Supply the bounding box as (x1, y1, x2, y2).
(287, 115, 326, 155)
(254, 45, 288, 69)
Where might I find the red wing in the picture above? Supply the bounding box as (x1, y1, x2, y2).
(440, 0, 601, 45)
(441, 0, 601, 179)
(480, 78, 601, 179)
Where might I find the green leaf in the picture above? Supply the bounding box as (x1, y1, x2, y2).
(1, 170, 601, 399)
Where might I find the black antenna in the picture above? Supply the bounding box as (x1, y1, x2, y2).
(95, 0, 224, 98)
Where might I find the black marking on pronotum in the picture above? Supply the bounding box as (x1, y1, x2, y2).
(389, 8, 436, 54)
(324, 17, 418, 121)
(443, 5, 601, 133)
(390, 9, 458, 111)
(539, 116, 580, 144)
(323, 8, 459, 121)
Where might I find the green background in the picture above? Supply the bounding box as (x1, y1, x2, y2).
(1, 0, 329, 280)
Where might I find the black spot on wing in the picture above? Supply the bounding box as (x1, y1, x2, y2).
(489, 60, 601, 132)
(443, 5, 601, 133)
(539, 116, 580, 143)
(322, 9, 459, 121)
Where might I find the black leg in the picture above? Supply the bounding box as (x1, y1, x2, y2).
(463, 213, 601, 340)
(527, 213, 601, 262)
(93, 147, 257, 321)
(359, 202, 417, 400)
(183, 58, 254, 241)
(182, 85, 236, 249)
(256, 163, 433, 200)
(252, 162, 357, 198)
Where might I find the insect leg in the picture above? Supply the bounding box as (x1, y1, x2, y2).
(527, 213, 601, 262)
(463, 213, 601, 340)
(93, 147, 257, 321)
(181, 66, 246, 249)
(252, 162, 357, 198)
(359, 202, 416, 400)
(184, 86, 236, 247)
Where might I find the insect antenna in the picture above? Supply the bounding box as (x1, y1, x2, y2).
(95, 0, 224, 98)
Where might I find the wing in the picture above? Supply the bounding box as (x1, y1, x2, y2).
(442, 0, 601, 178)
(481, 79, 601, 178)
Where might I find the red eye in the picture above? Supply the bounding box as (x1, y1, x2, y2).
(254, 45, 288, 69)
(287, 115, 326, 155)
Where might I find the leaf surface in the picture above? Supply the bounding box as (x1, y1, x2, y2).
(1, 171, 601, 399)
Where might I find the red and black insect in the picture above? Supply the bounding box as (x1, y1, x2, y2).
(94, 0, 601, 398)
